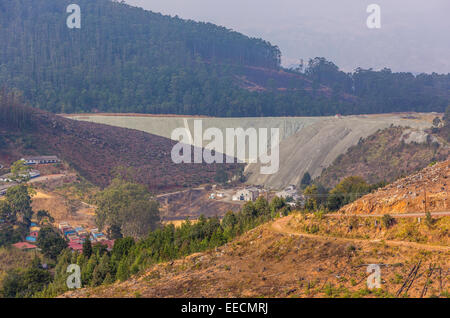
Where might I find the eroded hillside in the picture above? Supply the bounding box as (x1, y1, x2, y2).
(158, 188, 241, 221)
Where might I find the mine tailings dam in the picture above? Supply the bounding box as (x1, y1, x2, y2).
(66, 113, 437, 190)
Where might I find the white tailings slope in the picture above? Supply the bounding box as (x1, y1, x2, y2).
(67, 113, 436, 189)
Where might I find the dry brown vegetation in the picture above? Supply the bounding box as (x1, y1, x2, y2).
(62, 214, 449, 298)
(0, 247, 34, 287)
(287, 213, 449, 248)
(31, 189, 96, 229)
(0, 105, 241, 193)
(60, 159, 450, 299)
(340, 160, 450, 215)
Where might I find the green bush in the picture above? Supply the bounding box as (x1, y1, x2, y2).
(381, 214, 396, 229)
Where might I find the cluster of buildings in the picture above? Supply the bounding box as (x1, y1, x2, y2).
(11, 222, 114, 253)
(228, 185, 305, 207)
(59, 222, 114, 253)
(12, 223, 41, 251)
(0, 155, 60, 197)
(0, 169, 40, 183)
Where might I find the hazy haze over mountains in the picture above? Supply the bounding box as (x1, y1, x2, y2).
(125, 0, 450, 73)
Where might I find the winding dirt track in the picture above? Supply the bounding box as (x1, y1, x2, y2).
(328, 212, 450, 218)
(270, 215, 450, 252)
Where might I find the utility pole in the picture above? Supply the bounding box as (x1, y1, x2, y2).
(424, 189, 427, 214)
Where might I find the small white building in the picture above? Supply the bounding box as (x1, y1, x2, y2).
(232, 188, 259, 202)
(28, 170, 41, 179)
(58, 222, 70, 231)
(21, 156, 60, 165)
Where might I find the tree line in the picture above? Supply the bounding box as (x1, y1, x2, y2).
(0, 1, 448, 117)
(299, 173, 386, 212)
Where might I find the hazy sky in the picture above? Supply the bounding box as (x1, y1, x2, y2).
(125, 0, 450, 73)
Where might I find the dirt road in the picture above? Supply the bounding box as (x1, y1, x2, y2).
(156, 186, 205, 198)
(328, 211, 450, 218)
(270, 215, 450, 252)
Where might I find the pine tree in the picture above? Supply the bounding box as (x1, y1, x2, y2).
(82, 239, 93, 258)
(116, 258, 129, 282)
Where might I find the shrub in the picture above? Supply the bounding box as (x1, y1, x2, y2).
(381, 214, 396, 229)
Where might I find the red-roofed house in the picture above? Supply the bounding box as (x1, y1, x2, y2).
(12, 242, 38, 251)
(68, 242, 83, 252)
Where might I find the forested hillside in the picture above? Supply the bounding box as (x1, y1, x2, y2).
(0, 0, 449, 116)
(305, 58, 450, 114)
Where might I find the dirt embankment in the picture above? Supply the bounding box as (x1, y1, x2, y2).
(31, 190, 96, 229)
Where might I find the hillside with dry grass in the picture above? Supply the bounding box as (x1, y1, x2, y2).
(61, 213, 449, 298)
(60, 159, 450, 299)
(158, 188, 241, 221)
(340, 160, 449, 215)
(0, 97, 241, 193)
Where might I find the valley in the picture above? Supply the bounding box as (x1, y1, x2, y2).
(0, 0, 448, 302)
(59, 159, 449, 298)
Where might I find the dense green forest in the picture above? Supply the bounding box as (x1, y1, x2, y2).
(0, 0, 449, 116)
